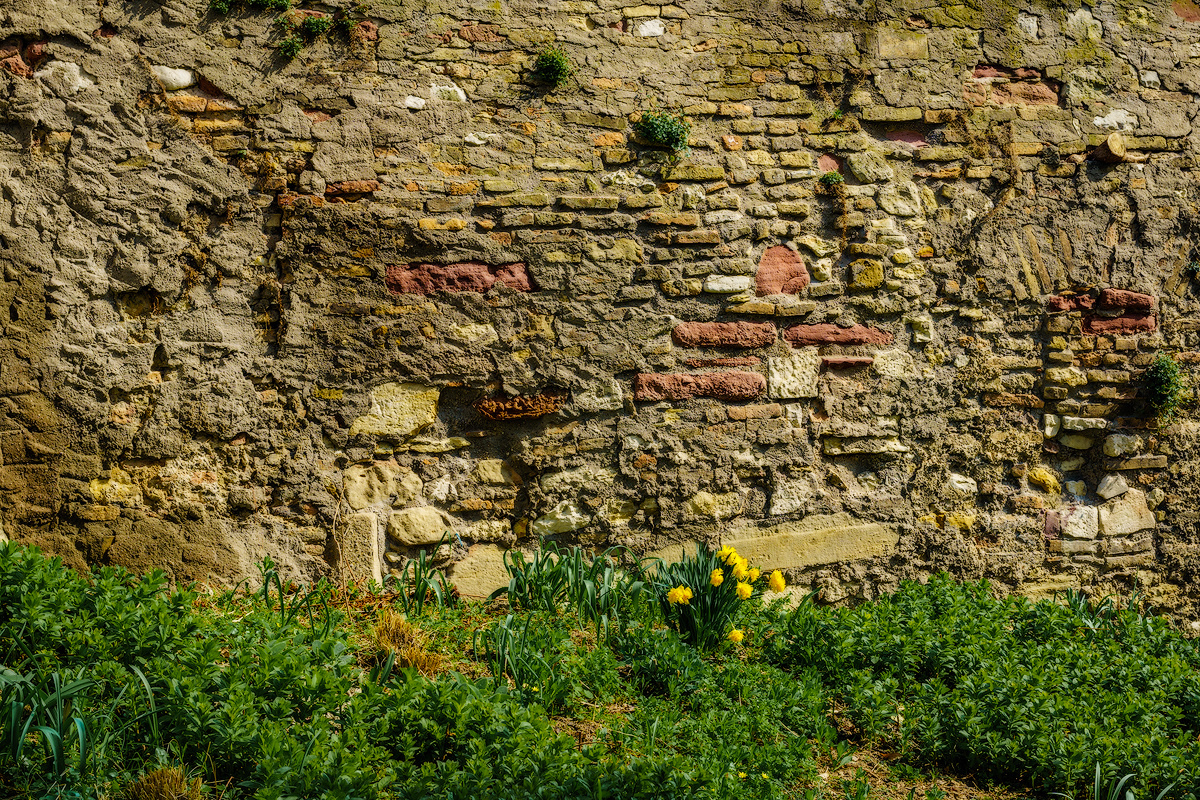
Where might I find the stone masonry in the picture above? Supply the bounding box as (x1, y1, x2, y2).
(4, 0, 1200, 617)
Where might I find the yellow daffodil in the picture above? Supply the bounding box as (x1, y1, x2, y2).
(728, 629, 745, 643)
(748, 567, 761, 582)
(716, 545, 735, 562)
(736, 581, 752, 600)
(732, 557, 749, 580)
(769, 569, 786, 593)
(722, 547, 740, 565)
(666, 585, 693, 605)
(710, 568, 724, 587)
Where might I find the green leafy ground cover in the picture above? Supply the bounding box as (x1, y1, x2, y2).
(1, 541, 1197, 800)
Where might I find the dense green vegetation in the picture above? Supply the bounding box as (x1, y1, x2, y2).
(2, 541, 1199, 800)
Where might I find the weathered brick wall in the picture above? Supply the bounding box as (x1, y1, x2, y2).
(4, 0, 1200, 615)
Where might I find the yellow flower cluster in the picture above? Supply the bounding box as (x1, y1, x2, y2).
(710, 569, 724, 587)
(727, 628, 745, 643)
(666, 585, 693, 605)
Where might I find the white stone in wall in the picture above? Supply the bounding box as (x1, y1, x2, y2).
(1059, 434, 1094, 450)
(1061, 505, 1098, 539)
(149, 65, 196, 90)
(768, 348, 820, 399)
(1017, 12, 1039, 39)
(1098, 489, 1155, 536)
(404, 96, 427, 110)
(1065, 480, 1087, 497)
(873, 349, 915, 380)
(448, 544, 511, 599)
(531, 500, 592, 535)
(633, 18, 666, 36)
(947, 473, 977, 496)
(1042, 414, 1061, 437)
(1104, 433, 1142, 457)
(1093, 109, 1139, 131)
(703, 275, 753, 293)
(36, 62, 95, 94)
(1140, 71, 1161, 89)
(904, 313, 933, 343)
(430, 81, 465, 102)
(1061, 416, 1107, 431)
(1097, 474, 1130, 499)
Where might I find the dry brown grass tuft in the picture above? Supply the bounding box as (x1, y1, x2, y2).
(125, 767, 203, 800)
(370, 608, 445, 677)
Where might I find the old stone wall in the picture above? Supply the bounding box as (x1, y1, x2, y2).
(5, 0, 1200, 614)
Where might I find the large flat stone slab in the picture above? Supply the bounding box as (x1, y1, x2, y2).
(723, 513, 898, 570)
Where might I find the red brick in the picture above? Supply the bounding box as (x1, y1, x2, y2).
(756, 246, 809, 295)
(672, 321, 776, 348)
(386, 262, 534, 295)
(783, 323, 894, 347)
(1047, 293, 1094, 312)
(989, 81, 1059, 106)
(1082, 313, 1156, 335)
(1098, 288, 1154, 311)
(633, 371, 766, 402)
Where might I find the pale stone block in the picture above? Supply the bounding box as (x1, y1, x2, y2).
(404, 96, 427, 110)
(771, 475, 817, 515)
(1059, 434, 1094, 450)
(394, 469, 423, 506)
(541, 466, 617, 493)
(1104, 433, 1141, 457)
(387, 507, 455, 546)
(873, 349, 915, 380)
(768, 348, 820, 399)
(342, 513, 382, 586)
(1097, 474, 1130, 500)
(823, 436, 909, 454)
(474, 459, 517, 486)
(1098, 489, 1155, 536)
(343, 462, 395, 509)
(686, 490, 742, 520)
(1042, 414, 1061, 437)
(349, 382, 439, 437)
(449, 544, 511, 598)
(430, 81, 466, 102)
(704, 275, 754, 293)
(877, 29, 928, 59)
(1061, 505, 1098, 539)
(947, 473, 977, 496)
(724, 512, 898, 570)
(531, 500, 592, 536)
(468, 519, 512, 542)
(878, 181, 923, 217)
(574, 376, 624, 412)
(1061, 416, 1108, 431)
(1065, 480, 1087, 497)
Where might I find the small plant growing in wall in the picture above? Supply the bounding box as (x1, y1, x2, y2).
(531, 46, 573, 88)
(633, 110, 691, 159)
(1145, 352, 1188, 427)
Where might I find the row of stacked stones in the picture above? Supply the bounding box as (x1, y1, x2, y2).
(4, 0, 1200, 615)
